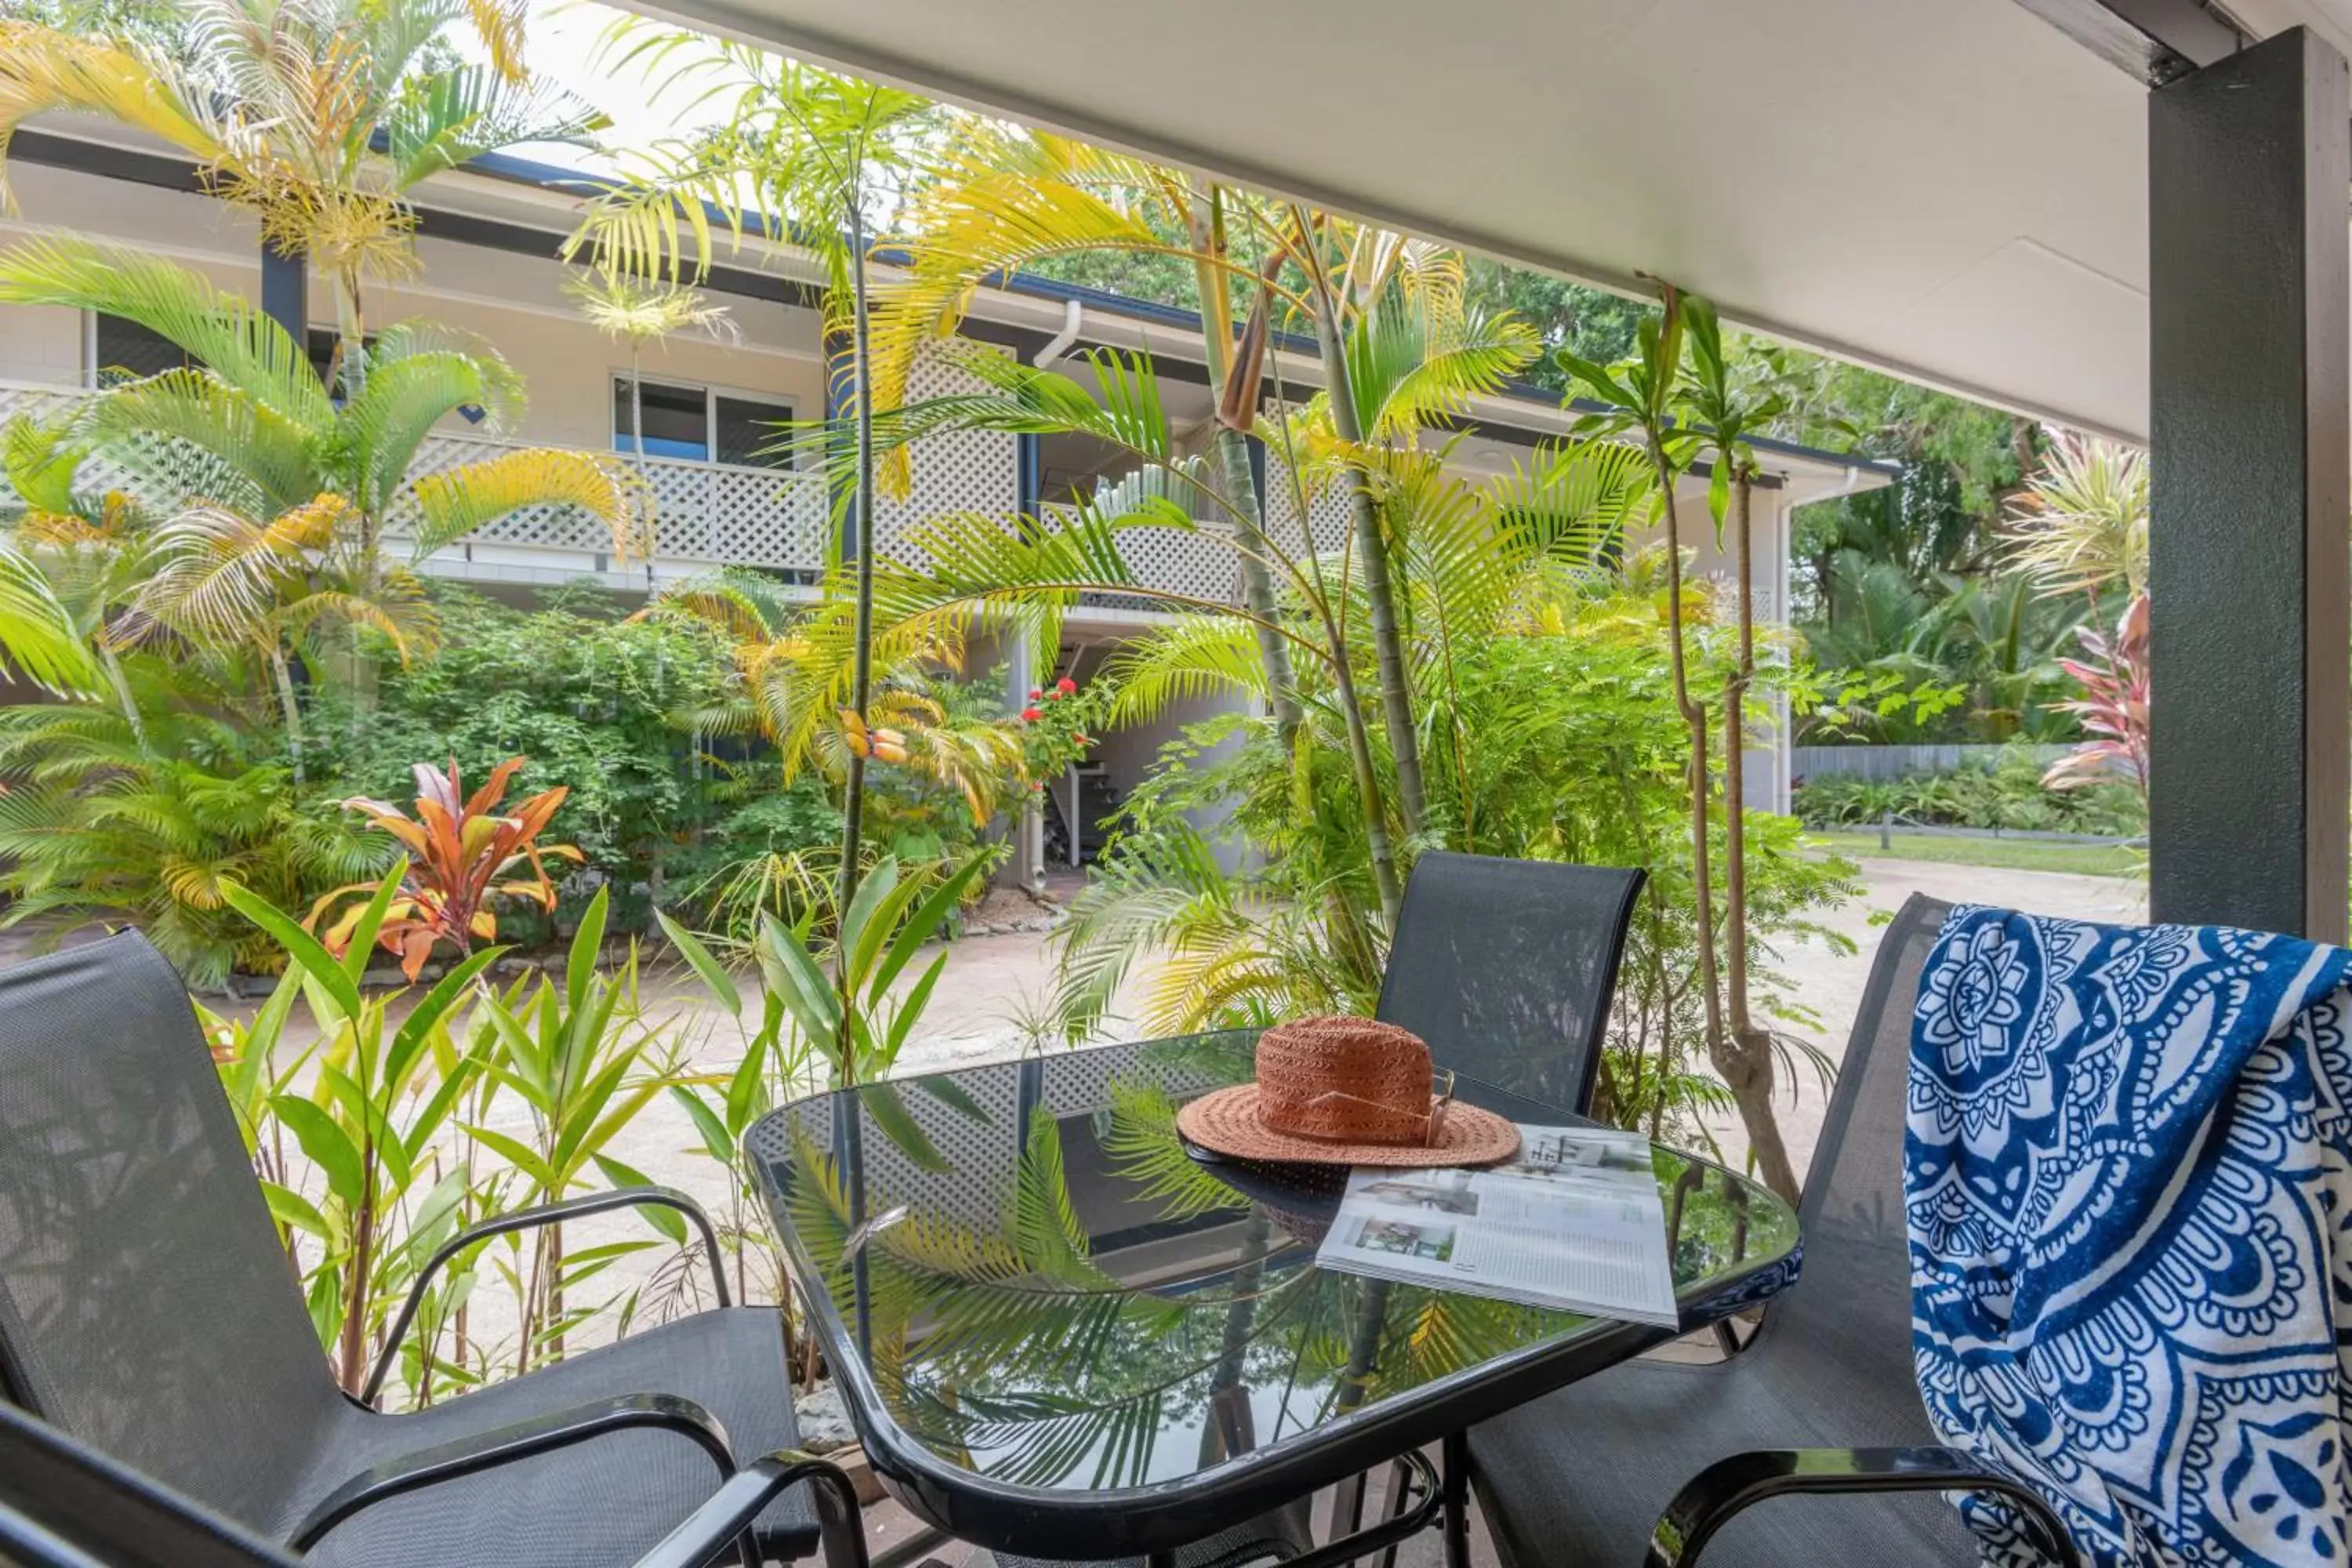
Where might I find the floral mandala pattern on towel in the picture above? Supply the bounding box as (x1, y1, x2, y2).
(1907, 905, 2352, 1568)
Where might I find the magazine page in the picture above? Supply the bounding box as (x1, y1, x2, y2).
(1312, 1126, 1679, 1327)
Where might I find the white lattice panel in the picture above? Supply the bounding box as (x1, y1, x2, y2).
(0, 380, 243, 514)
(1258, 437, 1352, 560)
(399, 434, 826, 572)
(872, 344, 1018, 568)
(1104, 511, 1237, 608)
(0, 381, 82, 426)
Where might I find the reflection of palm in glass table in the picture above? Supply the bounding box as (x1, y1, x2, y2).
(745, 1031, 1799, 1567)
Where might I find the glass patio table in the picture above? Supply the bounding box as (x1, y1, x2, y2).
(743, 1031, 1800, 1567)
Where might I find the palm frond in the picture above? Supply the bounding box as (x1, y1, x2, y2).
(343, 347, 526, 504)
(0, 236, 332, 429)
(74, 368, 318, 517)
(379, 63, 603, 189)
(0, 23, 221, 208)
(0, 534, 99, 695)
(129, 498, 341, 648)
(1103, 615, 1268, 726)
(403, 448, 653, 558)
(1348, 291, 1540, 439)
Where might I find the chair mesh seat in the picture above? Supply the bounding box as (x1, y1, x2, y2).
(1377, 852, 1644, 1115)
(1468, 895, 1979, 1567)
(0, 933, 815, 1567)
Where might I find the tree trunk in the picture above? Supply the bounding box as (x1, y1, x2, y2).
(1718, 474, 1797, 1200)
(1651, 446, 1797, 1203)
(1306, 285, 1426, 837)
(629, 350, 655, 590)
(1186, 193, 1302, 746)
(1329, 620, 1403, 924)
(270, 645, 307, 788)
(835, 196, 878, 1087)
(1215, 430, 1304, 745)
(101, 646, 147, 755)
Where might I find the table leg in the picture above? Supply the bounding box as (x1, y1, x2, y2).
(1324, 1468, 1369, 1541)
(1439, 1431, 1471, 1568)
(1373, 1455, 1419, 1568)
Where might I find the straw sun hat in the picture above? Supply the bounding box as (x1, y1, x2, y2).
(1177, 1017, 1520, 1168)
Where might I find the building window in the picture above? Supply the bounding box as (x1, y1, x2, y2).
(92, 315, 197, 383)
(614, 378, 793, 468)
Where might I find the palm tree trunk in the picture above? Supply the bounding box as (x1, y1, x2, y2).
(629, 348, 654, 590)
(1214, 428, 1303, 743)
(1186, 193, 1303, 746)
(837, 196, 877, 1058)
(101, 646, 148, 755)
(270, 644, 307, 788)
(1327, 618, 1403, 924)
(1306, 290, 1425, 835)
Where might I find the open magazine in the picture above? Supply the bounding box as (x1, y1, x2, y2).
(1312, 1126, 1679, 1327)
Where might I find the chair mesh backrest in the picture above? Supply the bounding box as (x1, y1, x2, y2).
(0, 934, 343, 1530)
(1376, 853, 1646, 1113)
(1748, 894, 1952, 1424)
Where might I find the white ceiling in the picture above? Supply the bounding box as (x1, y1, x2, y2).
(622, 0, 2194, 439)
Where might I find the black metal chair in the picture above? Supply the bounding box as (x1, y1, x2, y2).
(0, 1396, 864, 1568)
(1465, 895, 2089, 1568)
(0, 931, 821, 1568)
(1377, 851, 1645, 1113)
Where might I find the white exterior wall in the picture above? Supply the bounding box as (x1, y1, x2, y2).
(0, 162, 829, 447)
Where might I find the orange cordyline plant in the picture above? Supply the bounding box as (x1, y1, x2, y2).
(314, 757, 581, 978)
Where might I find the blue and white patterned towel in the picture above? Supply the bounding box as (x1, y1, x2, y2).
(1907, 904, 2352, 1568)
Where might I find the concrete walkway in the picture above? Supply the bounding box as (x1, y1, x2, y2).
(1718, 858, 2144, 1178)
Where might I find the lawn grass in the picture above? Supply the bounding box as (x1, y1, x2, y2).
(1805, 829, 2145, 880)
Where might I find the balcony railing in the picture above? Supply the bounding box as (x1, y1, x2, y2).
(0, 379, 1263, 611)
(404, 430, 829, 574)
(0, 379, 833, 578)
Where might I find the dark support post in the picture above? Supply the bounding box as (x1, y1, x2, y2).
(260, 244, 306, 355)
(2149, 27, 2351, 940)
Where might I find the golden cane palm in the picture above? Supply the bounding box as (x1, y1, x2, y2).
(0, 414, 125, 702)
(865, 132, 1541, 843)
(638, 568, 1023, 826)
(561, 27, 937, 916)
(0, 0, 602, 397)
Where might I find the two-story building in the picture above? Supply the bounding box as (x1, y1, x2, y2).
(0, 124, 1892, 866)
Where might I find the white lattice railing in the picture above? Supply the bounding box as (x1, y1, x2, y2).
(1, 375, 1249, 610)
(400, 430, 826, 572)
(1, 379, 828, 575)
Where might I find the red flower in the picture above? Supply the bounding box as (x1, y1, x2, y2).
(1073, 733, 1091, 746)
(1027, 687, 1043, 701)
(1046, 688, 1063, 702)
(1055, 677, 1077, 695)
(1020, 706, 1043, 723)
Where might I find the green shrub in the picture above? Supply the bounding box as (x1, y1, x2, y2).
(1793, 748, 2144, 837)
(311, 585, 735, 925)
(1066, 581, 1864, 1145)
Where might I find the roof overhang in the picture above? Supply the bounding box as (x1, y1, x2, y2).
(603, 0, 2352, 445)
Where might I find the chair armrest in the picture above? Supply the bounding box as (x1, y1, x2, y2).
(632, 1450, 866, 1568)
(1643, 1446, 2086, 1568)
(364, 1185, 732, 1407)
(291, 1391, 735, 1552)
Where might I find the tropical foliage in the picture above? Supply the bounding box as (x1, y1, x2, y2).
(1794, 751, 2145, 837)
(314, 756, 581, 979)
(0, 0, 601, 397)
(212, 866, 700, 1406)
